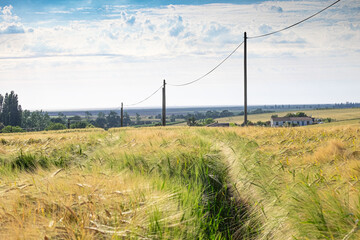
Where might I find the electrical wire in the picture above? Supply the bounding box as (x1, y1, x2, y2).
(121, 85, 163, 107)
(248, 0, 341, 39)
(167, 41, 244, 87)
(118, 0, 341, 106)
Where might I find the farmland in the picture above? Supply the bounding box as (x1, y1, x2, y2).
(0, 120, 360, 239)
(217, 107, 360, 125)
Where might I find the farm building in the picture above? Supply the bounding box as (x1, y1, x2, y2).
(271, 116, 313, 127)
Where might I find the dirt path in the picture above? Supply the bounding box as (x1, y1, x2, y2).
(216, 141, 242, 198)
(215, 140, 258, 239)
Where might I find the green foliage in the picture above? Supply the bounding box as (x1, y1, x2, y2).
(135, 113, 141, 125)
(0, 91, 22, 127)
(1, 125, 24, 133)
(106, 111, 120, 128)
(46, 123, 66, 131)
(70, 121, 88, 129)
(22, 110, 51, 131)
(204, 118, 215, 125)
(324, 117, 334, 123)
(285, 112, 308, 118)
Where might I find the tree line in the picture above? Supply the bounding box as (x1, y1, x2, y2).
(0, 91, 276, 132)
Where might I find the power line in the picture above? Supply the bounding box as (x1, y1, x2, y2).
(167, 41, 244, 87)
(122, 85, 163, 107)
(248, 0, 341, 39)
(118, 0, 341, 108)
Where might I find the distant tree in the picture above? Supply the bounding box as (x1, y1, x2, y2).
(51, 117, 66, 125)
(1, 91, 22, 127)
(85, 111, 92, 121)
(58, 112, 67, 122)
(124, 112, 131, 126)
(69, 115, 82, 121)
(284, 112, 308, 118)
(220, 110, 234, 118)
(170, 114, 176, 122)
(284, 113, 296, 118)
(135, 113, 141, 125)
(186, 116, 196, 126)
(106, 111, 120, 128)
(0, 94, 3, 122)
(95, 112, 107, 128)
(46, 123, 66, 131)
(204, 118, 215, 125)
(1, 125, 24, 133)
(21, 110, 51, 131)
(70, 121, 87, 129)
(295, 112, 307, 117)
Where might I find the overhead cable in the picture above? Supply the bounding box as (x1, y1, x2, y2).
(248, 0, 341, 39)
(167, 41, 244, 87)
(123, 85, 163, 107)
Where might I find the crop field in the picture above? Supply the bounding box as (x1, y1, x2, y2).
(217, 108, 360, 125)
(0, 122, 360, 239)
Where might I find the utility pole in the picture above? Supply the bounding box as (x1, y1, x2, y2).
(162, 79, 166, 126)
(121, 102, 124, 127)
(244, 32, 248, 126)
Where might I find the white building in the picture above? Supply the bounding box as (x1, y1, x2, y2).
(271, 116, 313, 127)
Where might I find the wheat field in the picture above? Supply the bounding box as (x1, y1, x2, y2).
(1, 122, 360, 239)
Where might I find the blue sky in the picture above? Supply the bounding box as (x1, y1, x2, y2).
(0, 0, 359, 110)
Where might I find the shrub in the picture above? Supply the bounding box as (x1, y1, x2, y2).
(46, 123, 66, 131)
(70, 121, 88, 129)
(204, 118, 215, 125)
(1, 126, 24, 133)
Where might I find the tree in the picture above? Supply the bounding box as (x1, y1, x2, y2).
(186, 116, 196, 126)
(21, 110, 51, 131)
(1, 91, 22, 127)
(46, 123, 66, 131)
(1, 126, 24, 133)
(0, 94, 3, 122)
(95, 112, 107, 128)
(295, 112, 307, 117)
(70, 121, 87, 129)
(106, 111, 120, 128)
(170, 114, 176, 122)
(135, 113, 141, 125)
(85, 111, 92, 121)
(124, 112, 131, 126)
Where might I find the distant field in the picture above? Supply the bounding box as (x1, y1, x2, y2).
(217, 107, 360, 124)
(1, 121, 360, 239)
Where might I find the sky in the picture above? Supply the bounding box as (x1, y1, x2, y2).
(0, 0, 359, 110)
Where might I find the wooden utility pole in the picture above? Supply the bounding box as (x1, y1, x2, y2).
(121, 102, 124, 127)
(162, 79, 166, 126)
(244, 32, 248, 126)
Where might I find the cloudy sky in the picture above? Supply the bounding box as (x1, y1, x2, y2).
(0, 0, 359, 110)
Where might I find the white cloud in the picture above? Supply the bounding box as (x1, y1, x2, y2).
(0, 1, 359, 109)
(0, 1, 359, 59)
(0, 5, 26, 35)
